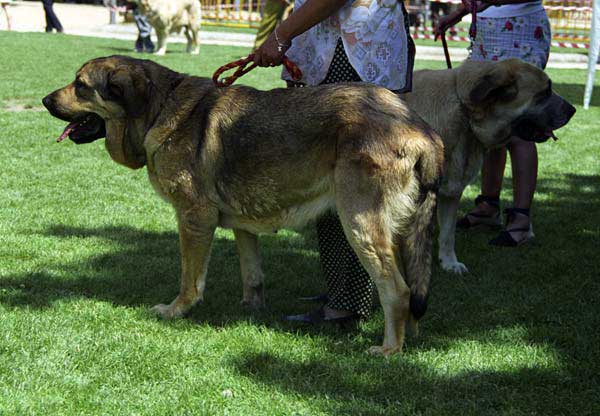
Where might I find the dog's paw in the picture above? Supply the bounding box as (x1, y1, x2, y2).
(190, 49, 200, 55)
(440, 259, 469, 274)
(150, 303, 185, 320)
(154, 49, 166, 56)
(366, 345, 402, 357)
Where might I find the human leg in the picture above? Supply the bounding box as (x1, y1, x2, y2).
(488, 137, 537, 246)
(42, 0, 63, 32)
(1, 3, 11, 31)
(456, 147, 506, 229)
(133, 10, 154, 52)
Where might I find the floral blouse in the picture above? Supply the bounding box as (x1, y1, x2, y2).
(282, 0, 413, 92)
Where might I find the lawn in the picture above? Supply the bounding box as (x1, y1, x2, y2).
(0, 31, 599, 415)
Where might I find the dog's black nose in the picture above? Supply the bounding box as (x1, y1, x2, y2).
(42, 95, 52, 109)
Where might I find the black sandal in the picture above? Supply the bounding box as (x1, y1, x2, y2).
(489, 208, 534, 247)
(456, 195, 502, 230)
(297, 294, 329, 303)
(284, 307, 359, 329)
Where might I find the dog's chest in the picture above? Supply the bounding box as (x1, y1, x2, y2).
(147, 168, 199, 205)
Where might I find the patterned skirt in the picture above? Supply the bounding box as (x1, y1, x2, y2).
(469, 9, 551, 69)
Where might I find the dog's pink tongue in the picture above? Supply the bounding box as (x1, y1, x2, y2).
(57, 121, 77, 143)
(546, 130, 559, 141)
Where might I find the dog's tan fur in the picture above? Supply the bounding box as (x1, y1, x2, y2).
(401, 59, 575, 273)
(43, 56, 444, 356)
(137, 0, 201, 55)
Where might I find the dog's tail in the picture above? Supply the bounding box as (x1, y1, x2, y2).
(403, 132, 443, 323)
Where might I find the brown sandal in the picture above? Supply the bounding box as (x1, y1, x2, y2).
(456, 195, 502, 230)
(489, 208, 535, 246)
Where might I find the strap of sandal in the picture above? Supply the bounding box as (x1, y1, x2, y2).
(505, 207, 530, 216)
(475, 194, 500, 209)
(504, 207, 530, 225)
(504, 207, 531, 236)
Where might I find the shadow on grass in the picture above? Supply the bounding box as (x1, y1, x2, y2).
(228, 350, 597, 415)
(0, 174, 598, 413)
(0, 225, 324, 323)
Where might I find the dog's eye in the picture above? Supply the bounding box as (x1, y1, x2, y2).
(108, 83, 123, 97)
(74, 79, 86, 90)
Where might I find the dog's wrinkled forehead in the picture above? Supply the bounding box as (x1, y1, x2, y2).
(76, 58, 115, 85)
(514, 61, 551, 96)
(76, 56, 137, 85)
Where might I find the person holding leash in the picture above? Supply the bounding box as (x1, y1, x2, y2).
(253, 0, 415, 325)
(437, 0, 551, 246)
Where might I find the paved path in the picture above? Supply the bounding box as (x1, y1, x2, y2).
(2, 1, 595, 69)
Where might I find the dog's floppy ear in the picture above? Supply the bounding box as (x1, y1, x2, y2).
(106, 65, 150, 117)
(468, 61, 519, 105)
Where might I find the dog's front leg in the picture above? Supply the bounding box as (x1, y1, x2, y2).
(437, 194, 468, 274)
(155, 31, 168, 56)
(151, 207, 218, 319)
(233, 229, 265, 310)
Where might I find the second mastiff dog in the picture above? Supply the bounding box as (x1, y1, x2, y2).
(401, 59, 576, 274)
(43, 56, 444, 356)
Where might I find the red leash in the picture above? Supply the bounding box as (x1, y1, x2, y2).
(213, 54, 302, 87)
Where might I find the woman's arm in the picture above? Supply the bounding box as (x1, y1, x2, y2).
(434, 0, 538, 38)
(253, 0, 348, 67)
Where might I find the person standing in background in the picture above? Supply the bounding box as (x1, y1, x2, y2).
(132, 7, 155, 53)
(438, 0, 551, 247)
(111, 2, 155, 53)
(42, 0, 63, 33)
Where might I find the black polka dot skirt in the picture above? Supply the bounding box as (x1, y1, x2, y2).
(320, 38, 362, 84)
(286, 39, 375, 319)
(321, 40, 374, 319)
(317, 212, 375, 319)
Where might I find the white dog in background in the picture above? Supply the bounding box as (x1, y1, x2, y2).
(137, 0, 201, 55)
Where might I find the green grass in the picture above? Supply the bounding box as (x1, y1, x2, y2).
(0, 31, 599, 415)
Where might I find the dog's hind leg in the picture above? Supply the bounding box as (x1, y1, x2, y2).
(335, 181, 411, 356)
(155, 31, 168, 55)
(184, 26, 199, 54)
(234, 229, 265, 310)
(151, 207, 218, 319)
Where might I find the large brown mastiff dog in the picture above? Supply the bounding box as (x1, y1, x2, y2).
(401, 59, 575, 274)
(43, 55, 444, 356)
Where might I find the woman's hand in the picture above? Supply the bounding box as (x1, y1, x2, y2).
(434, 9, 465, 40)
(253, 29, 291, 67)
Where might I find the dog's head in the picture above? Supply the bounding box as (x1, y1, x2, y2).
(42, 55, 164, 169)
(457, 58, 576, 147)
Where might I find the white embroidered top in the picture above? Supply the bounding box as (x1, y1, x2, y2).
(282, 0, 411, 90)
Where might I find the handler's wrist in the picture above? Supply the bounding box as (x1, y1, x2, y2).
(276, 24, 293, 45)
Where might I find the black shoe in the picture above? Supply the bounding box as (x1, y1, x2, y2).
(298, 293, 329, 303)
(285, 307, 359, 328)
